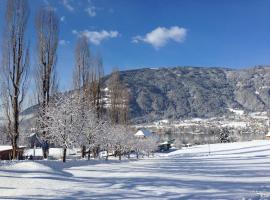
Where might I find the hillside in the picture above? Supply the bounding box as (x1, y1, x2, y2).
(105, 66, 270, 123)
(19, 65, 270, 124)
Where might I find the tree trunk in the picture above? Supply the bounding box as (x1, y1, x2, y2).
(42, 148, 48, 159)
(81, 145, 86, 158)
(88, 149, 91, 160)
(119, 148, 122, 160)
(1, 0, 30, 161)
(12, 89, 19, 160)
(119, 153, 121, 160)
(11, 138, 17, 160)
(93, 148, 96, 158)
(63, 148, 67, 162)
(114, 147, 117, 157)
(106, 150, 109, 161)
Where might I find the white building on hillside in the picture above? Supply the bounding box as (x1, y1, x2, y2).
(266, 131, 270, 140)
(134, 129, 152, 138)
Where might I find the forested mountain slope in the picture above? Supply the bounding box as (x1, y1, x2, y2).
(104, 66, 270, 123)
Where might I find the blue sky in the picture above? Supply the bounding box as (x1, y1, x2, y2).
(1, 0, 270, 89)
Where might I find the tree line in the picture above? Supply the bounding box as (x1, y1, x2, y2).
(0, 0, 157, 161)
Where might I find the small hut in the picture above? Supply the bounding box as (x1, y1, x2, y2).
(0, 146, 25, 160)
(266, 132, 270, 140)
(158, 139, 175, 152)
(134, 129, 152, 138)
(27, 133, 42, 148)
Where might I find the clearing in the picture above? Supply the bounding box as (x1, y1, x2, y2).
(0, 140, 270, 199)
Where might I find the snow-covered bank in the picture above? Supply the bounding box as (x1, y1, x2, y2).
(1, 140, 270, 199)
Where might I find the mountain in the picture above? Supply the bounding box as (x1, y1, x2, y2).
(17, 65, 270, 125)
(103, 66, 270, 123)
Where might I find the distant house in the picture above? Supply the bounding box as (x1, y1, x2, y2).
(27, 133, 42, 148)
(0, 146, 25, 160)
(266, 132, 270, 140)
(158, 139, 175, 152)
(134, 129, 153, 138)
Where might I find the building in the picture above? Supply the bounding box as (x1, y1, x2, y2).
(266, 132, 270, 140)
(27, 133, 42, 148)
(0, 146, 25, 160)
(134, 129, 153, 138)
(158, 139, 175, 152)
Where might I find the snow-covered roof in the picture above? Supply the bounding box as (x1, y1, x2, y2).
(266, 132, 270, 137)
(159, 141, 169, 145)
(0, 146, 13, 151)
(28, 132, 37, 137)
(0, 146, 26, 152)
(159, 139, 175, 145)
(134, 129, 152, 137)
(228, 108, 244, 115)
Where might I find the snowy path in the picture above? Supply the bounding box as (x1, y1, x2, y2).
(1, 140, 270, 199)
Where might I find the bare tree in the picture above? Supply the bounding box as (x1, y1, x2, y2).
(73, 36, 90, 93)
(0, 0, 30, 159)
(72, 36, 91, 158)
(108, 69, 120, 124)
(90, 53, 104, 118)
(35, 7, 59, 105)
(108, 69, 129, 125)
(35, 6, 59, 157)
(119, 86, 130, 124)
(73, 37, 104, 116)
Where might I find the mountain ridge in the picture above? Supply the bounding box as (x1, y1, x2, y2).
(21, 65, 270, 124)
(103, 65, 270, 123)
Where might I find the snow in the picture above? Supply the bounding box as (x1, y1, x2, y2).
(259, 86, 269, 89)
(134, 129, 152, 137)
(0, 146, 25, 151)
(221, 121, 247, 128)
(250, 112, 268, 119)
(28, 132, 36, 137)
(159, 141, 169, 145)
(189, 118, 204, 122)
(1, 140, 270, 199)
(228, 108, 244, 115)
(159, 119, 169, 123)
(0, 146, 13, 151)
(24, 148, 78, 159)
(266, 132, 270, 137)
(152, 119, 169, 127)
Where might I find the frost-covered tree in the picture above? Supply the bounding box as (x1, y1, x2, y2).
(105, 125, 159, 160)
(104, 125, 136, 160)
(35, 7, 59, 158)
(80, 107, 104, 160)
(142, 136, 158, 157)
(109, 125, 126, 160)
(132, 136, 158, 158)
(95, 121, 112, 160)
(123, 129, 138, 159)
(133, 137, 145, 159)
(42, 95, 82, 162)
(219, 127, 230, 143)
(40, 93, 158, 162)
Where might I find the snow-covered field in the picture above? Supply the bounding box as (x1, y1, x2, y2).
(1, 140, 270, 199)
